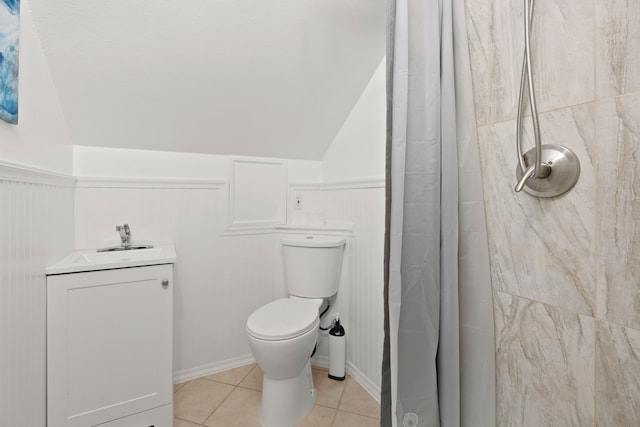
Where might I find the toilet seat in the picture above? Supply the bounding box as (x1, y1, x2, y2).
(246, 298, 319, 341)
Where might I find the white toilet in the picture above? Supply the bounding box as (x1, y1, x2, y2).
(246, 234, 346, 427)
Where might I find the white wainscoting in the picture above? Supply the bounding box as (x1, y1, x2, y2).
(293, 178, 385, 401)
(0, 162, 75, 427)
(73, 178, 280, 378)
(324, 185, 385, 398)
(73, 176, 385, 402)
(0, 155, 385, 421)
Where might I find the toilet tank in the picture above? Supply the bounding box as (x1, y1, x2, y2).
(281, 235, 346, 298)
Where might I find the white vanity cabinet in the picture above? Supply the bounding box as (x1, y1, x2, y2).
(47, 256, 174, 427)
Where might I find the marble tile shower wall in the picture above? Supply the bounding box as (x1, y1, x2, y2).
(465, 0, 640, 425)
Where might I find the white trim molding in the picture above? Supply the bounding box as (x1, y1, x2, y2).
(0, 160, 76, 187)
(174, 353, 380, 405)
(275, 222, 355, 236)
(221, 224, 283, 236)
(311, 356, 381, 403)
(226, 158, 287, 235)
(75, 177, 227, 189)
(290, 176, 385, 191)
(173, 354, 256, 384)
(346, 361, 381, 404)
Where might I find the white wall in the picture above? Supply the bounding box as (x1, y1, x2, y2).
(74, 146, 322, 182)
(29, 0, 385, 160)
(0, 1, 384, 416)
(317, 60, 386, 398)
(0, 166, 75, 427)
(74, 182, 278, 377)
(0, 0, 72, 174)
(73, 147, 325, 379)
(293, 183, 385, 398)
(285, 60, 386, 397)
(322, 59, 385, 182)
(70, 51, 386, 393)
(323, 187, 384, 394)
(70, 58, 386, 398)
(72, 143, 386, 401)
(0, 3, 75, 426)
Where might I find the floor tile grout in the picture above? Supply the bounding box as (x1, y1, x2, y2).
(175, 364, 379, 426)
(335, 377, 348, 411)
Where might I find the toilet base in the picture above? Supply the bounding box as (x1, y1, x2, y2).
(259, 360, 315, 427)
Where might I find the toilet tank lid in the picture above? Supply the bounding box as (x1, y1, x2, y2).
(281, 235, 346, 248)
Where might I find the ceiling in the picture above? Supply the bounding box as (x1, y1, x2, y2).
(28, 0, 385, 160)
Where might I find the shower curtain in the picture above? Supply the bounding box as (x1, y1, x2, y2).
(381, 0, 496, 426)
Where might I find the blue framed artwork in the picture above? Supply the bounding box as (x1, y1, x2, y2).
(0, 0, 19, 124)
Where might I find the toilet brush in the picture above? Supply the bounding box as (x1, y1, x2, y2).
(328, 314, 346, 381)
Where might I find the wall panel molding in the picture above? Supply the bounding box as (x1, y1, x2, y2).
(0, 160, 76, 187)
(226, 158, 287, 234)
(173, 354, 256, 384)
(76, 177, 226, 189)
(290, 176, 385, 191)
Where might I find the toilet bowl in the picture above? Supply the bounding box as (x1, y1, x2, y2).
(246, 297, 322, 427)
(246, 234, 346, 427)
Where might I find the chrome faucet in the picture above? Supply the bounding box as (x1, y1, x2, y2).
(116, 224, 132, 248)
(96, 224, 153, 252)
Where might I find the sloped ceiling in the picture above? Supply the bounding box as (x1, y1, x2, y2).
(28, 0, 385, 160)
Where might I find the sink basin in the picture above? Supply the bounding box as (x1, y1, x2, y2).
(96, 244, 154, 252)
(76, 247, 162, 264)
(47, 245, 177, 275)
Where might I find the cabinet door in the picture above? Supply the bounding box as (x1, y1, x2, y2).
(96, 404, 172, 427)
(48, 264, 173, 427)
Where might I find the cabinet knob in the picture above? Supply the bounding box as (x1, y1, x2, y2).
(162, 279, 169, 287)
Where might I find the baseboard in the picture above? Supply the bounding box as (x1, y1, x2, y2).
(173, 354, 255, 384)
(176, 354, 381, 404)
(345, 361, 381, 404)
(311, 356, 380, 404)
(310, 355, 330, 369)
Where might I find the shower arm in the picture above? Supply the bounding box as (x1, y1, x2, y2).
(513, 0, 580, 197)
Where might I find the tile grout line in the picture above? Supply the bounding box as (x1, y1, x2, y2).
(335, 377, 349, 411)
(202, 383, 236, 426)
(336, 408, 381, 420)
(201, 364, 260, 425)
(175, 365, 380, 426)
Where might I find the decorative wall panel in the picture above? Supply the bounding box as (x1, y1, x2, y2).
(227, 159, 287, 234)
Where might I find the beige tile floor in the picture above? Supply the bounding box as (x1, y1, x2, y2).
(173, 364, 380, 427)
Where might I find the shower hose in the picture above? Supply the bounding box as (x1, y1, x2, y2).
(515, 0, 551, 192)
